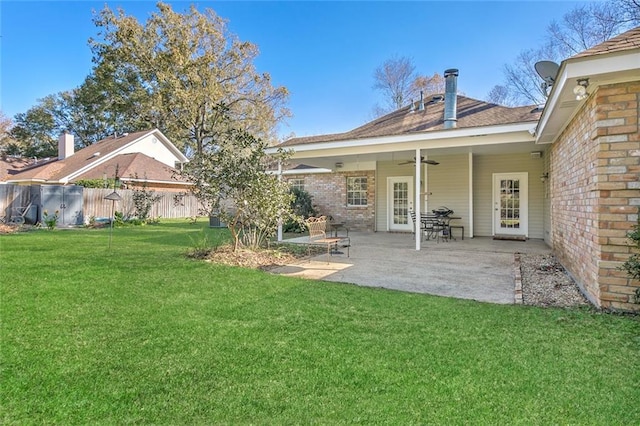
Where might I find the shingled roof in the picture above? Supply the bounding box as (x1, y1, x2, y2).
(571, 26, 640, 59)
(19, 130, 155, 181)
(6, 129, 187, 185)
(75, 152, 182, 183)
(0, 156, 35, 180)
(280, 95, 542, 147)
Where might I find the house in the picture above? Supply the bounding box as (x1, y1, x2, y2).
(268, 26, 640, 311)
(1, 156, 35, 181)
(4, 129, 189, 191)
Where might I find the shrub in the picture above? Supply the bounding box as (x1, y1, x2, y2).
(621, 217, 640, 303)
(284, 187, 317, 233)
(42, 210, 59, 230)
(131, 179, 162, 221)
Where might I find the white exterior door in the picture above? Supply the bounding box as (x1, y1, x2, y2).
(493, 173, 528, 237)
(387, 177, 414, 231)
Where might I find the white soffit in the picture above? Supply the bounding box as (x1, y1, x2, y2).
(536, 49, 640, 144)
(267, 123, 537, 158)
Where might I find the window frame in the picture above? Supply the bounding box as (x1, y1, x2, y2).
(346, 176, 368, 207)
(288, 178, 305, 192)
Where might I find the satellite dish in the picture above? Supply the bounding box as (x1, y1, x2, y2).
(535, 60, 560, 97)
(534, 61, 560, 85)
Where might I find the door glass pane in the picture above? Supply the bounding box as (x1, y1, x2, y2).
(500, 179, 520, 229)
(393, 182, 409, 225)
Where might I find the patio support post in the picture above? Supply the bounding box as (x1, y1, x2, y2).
(468, 152, 474, 238)
(277, 160, 283, 242)
(415, 148, 421, 251)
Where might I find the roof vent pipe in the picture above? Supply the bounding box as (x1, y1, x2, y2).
(418, 90, 425, 111)
(443, 68, 459, 129)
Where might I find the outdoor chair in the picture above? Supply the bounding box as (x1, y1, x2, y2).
(410, 210, 427, 241)
(422, 214, 449, 243)
(305, 216, 350, 263)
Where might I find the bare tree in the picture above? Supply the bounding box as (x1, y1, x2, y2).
(486, 85, 513, 106)
(547, 2, 629, 57)
(617, 0, 640, 25)
(0, 112, 20, 155)
(411, 73, 446, 99)
(489, 0, 638, 106)
(372, 56, 416, 112)
(372, 56, 446, 116)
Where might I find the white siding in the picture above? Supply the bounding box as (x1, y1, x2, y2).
(120, 134, 180, 167)
(473, 153, 545, 238)
(424, 154, 470, 235)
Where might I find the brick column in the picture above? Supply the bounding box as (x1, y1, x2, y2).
(593, 82, 640, 311)
(550, 81, 640, 311)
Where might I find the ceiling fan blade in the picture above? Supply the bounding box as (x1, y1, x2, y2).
(399, 157, 439, 165)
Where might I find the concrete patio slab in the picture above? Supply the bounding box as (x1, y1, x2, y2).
(271, 232, 552, 304)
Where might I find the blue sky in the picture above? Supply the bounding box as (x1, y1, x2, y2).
(1, 0, 582, 138)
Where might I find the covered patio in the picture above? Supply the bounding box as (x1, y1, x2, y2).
(271, 232, 551, 304)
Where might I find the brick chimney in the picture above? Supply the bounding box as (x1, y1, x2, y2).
(443, 68, 459, 129)
(58, 131, 74, 160)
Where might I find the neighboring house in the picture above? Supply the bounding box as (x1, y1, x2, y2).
(1, 156, 35, 181)
(269, 26, 640, 311)
(3, 129, 189, 191)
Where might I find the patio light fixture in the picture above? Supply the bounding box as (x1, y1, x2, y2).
(573, 78, 589, 101)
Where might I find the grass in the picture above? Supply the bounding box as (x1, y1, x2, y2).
(1, 221, 639, 424)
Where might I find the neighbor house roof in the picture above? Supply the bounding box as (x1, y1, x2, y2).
(0, 156, 35, 181)
(74, 152, 181, 183)
(6, 129, 188, 185)
(280, 95, 542, 147)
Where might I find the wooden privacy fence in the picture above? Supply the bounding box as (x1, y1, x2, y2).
(83, 188, 201, 220)
(0, 184, 202, 223)
(0, 184, 33, 223)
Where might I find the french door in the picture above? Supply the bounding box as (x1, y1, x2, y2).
(387, 177, 413, 231)
(493, 173, 528, 237)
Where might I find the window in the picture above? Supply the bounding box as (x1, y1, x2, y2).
(288, 178, 305, 191)
(347, 176, 368, 206)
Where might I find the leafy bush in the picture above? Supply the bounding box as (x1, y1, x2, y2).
(75, 178, 120, 188)
(621, 217, 640, 303)
(131, 179, 162, 221)
(284, 187, 317, 233)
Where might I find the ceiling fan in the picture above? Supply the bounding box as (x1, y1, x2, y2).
(398, 156, 439, 165)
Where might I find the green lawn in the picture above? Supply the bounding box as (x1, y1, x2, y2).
(1, 221, 639, 424)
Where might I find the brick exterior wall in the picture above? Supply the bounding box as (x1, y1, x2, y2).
(550, 81, 640, 311)
(286, 171, 375, 231)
